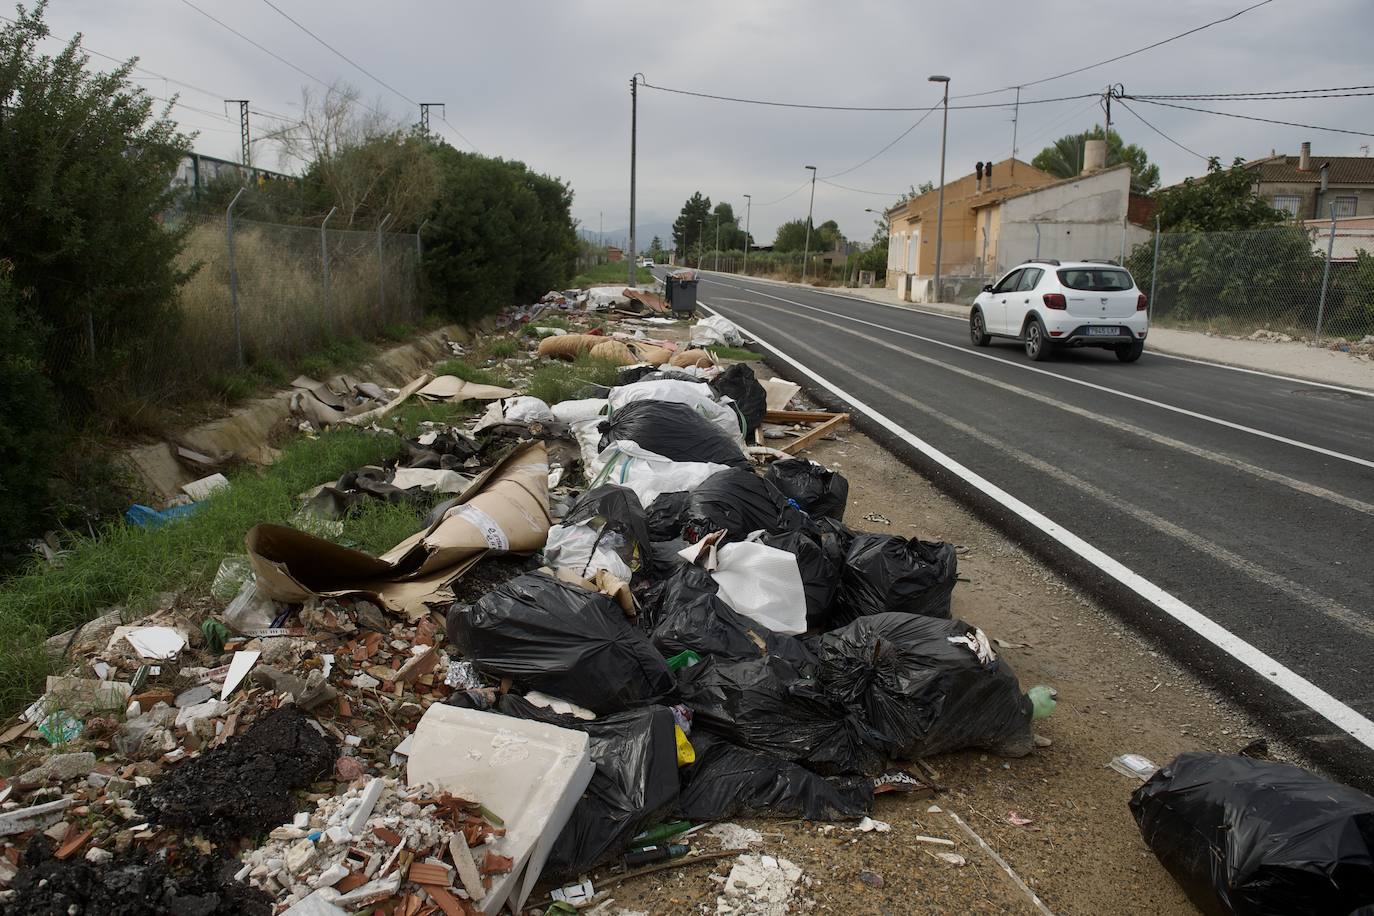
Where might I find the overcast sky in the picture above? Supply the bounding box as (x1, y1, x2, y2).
(29, 0, 1374, 247)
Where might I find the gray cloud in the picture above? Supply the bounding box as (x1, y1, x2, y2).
(35, 0, 1374, 246)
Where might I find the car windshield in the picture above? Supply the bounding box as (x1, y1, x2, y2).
(1057, 268, 1132, 291)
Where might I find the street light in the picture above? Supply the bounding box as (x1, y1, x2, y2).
(714, 215, 721, 272)
(801, 165, 817, 283)
(929, 75, 950, 304)
(698, 218, 705, 269)
(743, 194, 752, 276)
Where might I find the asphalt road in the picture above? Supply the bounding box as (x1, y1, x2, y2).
(662, 268, 1374, 781)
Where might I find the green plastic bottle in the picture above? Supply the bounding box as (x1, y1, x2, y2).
(631, 820, 693, 845)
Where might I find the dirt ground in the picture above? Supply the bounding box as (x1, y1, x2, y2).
(579, 356, 1294, 916)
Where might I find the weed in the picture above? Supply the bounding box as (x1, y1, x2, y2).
(571, 262, 653, 288)
(341, 498, 432, 556)
(0, 426, 401, 717)
(431, 359, 508, 387)
(488, 339, 518, 359)
(526, 355, 621, 405)
(707, 345, 764, 361)
(387, 399, 477, 438)
(383, 323, 414, 342)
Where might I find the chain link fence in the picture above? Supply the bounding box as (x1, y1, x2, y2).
(93, 214, 423, 396)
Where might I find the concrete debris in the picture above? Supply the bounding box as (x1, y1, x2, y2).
(716, 854, 803, 916)
(707, 823, 764, 848)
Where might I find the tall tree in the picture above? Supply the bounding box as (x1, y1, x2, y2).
(710, 201, 750, 250)
(1032, 126, 1160, 194)
(672, 192, 713, 252)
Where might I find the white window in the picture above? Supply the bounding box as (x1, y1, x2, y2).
(1271, 195, 1302, 216)
(1333, 196, 1358, 218)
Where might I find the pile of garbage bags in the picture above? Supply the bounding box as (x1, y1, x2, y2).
(431, 355, 1053, 877)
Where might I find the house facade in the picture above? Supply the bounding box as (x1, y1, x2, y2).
(1246, 143, 1374, 220)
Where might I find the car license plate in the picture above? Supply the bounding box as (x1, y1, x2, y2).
(1087, 326, 1119, 336)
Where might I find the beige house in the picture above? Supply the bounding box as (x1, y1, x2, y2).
(1246, 143, 1374, 220)
(885, 158, 1057, 302)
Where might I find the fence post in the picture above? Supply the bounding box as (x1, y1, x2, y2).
(416, 218, 429, 322)
(1120, 215, 1127, 264)
(1034, 223, 1041, 259)
(320, 206, 337, 336)
(226, 187, 246, 368)
(1149, 214, 1161, 323)
(376, 212, 393, 323)
(1314, 201, 1337, 346)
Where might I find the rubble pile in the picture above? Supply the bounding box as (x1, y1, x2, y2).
(2, 281, 1367, 915)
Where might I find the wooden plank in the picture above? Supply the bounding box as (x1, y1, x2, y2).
(780, 413, 849, 455)
(764, 409, 837, 423)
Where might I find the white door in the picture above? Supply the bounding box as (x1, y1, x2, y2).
(985, 268, 1023, 334)
(1007, 267, 1043, 334)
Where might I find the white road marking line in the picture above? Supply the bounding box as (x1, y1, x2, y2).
(701, 302, 1374, 752)
(705, 295, 1374, 518)
(707, 272, 1374, 398)
(738, 287, 1374, 470)
(744, 316, 1374, 637)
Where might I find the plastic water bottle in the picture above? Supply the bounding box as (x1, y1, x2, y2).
(1028, 685, 1057, 720)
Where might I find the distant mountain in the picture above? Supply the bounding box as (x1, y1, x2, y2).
(578, 220, 677, 253)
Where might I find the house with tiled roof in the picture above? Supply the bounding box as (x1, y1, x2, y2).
(1244, 142, 1374, 220)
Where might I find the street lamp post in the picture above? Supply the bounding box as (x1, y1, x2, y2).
(801, 165, 817, 283)
(698, 218, 705, 269)
(743, 194, 752, 276)
(929, 75, 950, 304)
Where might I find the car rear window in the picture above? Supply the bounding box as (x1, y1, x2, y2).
(1057, 268, 1132, 291)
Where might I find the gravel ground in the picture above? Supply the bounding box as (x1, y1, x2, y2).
(575, 355, 1303, 916)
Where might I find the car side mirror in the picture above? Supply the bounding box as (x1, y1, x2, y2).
(982, 284, 993, 292)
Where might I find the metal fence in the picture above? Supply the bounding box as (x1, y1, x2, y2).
(675, 250, 855, 285)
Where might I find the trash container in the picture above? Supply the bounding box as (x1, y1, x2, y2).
(665, 273, 699, 318)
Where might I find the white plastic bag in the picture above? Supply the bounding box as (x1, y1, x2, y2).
(504, 396, 557, 425)
(689, 314, 745, 348)
(550, 398, 608, 425)
(591, 440, 727, 507)
(543, 523, 633, 580)
(607, 379, 744, 440)
(691, 536, 807, 636)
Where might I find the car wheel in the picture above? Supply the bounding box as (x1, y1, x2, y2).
(1024, 319, 1053, 361)
(969, 309, 991, 347)
(1115, 339, 1145, 363)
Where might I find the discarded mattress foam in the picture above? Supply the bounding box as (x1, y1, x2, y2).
(406, 704, 595, 916)
(246, 442, 552, 621)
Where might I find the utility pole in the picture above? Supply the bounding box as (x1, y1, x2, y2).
(714, 216, 721, 271)
(226, 100, 250, 172)
(418, 102, 444, 137)
(698, 218, 705, 269)
(801, 165, 817, 282)
(1010, 85, 1021, 178)
(743, 194, 752, 276)
(628, 74, 641, 286)
(929, 75, 951, 304)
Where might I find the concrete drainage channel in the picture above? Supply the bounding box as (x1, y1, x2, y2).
(2, 294, 1372, 915)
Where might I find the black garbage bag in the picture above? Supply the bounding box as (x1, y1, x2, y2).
(484, 695, 679, 878)
(675, 655, 887, 776)
(644, 563, 816, 669)
(599, 400, 748, 468)
(404, 429, 479, 470)
(617, 364, 661, 385)
(447, 573, 674, 714)
(1130, 753, 1374, 916)
(709, 363, 767, 437)
(681, 467, 807, 543)
(677, 732, 872, 822)
(833, 533, 958, 623)
(645, 491, 691, 541)
(764, 459, 850, 520)
(760, 529, 844, 628)
(560, 484, 653, 573)
(815, 613, 1034, 759)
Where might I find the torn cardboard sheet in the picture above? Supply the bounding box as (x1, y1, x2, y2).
(247, 442, 552, 621)
(760, 378, 802, 412)
(342, 374, 431, 427)
(417, 376, 517, 402)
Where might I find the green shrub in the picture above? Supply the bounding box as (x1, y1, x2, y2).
(488, 339, 518, 359)
(527, 355, 620, 405)
(0, 263, 57, 551)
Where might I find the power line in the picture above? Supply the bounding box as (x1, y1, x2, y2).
(822, 105, 939, 179)
(177, 0, 331, 90)
(439, 115, 480, 153)
(1125, 96, 1374, 138)
(819, 178, 905, 198)
(958, 0, 1276, 97)
(1114, 99, 1210, 162)
(638, 77, 1097, 113)
(258, 0, 416, 106)
(1131, 84, 1374, 100)
(754, 181, 812, 207)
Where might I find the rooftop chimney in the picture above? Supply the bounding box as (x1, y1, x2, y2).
(1298, 141, 1311, 171)
(975, 161, 984, 192)
(1081, 139, 1107, 176)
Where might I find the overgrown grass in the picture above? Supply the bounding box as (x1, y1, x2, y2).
(488, 339, 519, 359)
(527, 355, 622, 404)
(343, 498, 436, 555)
(708, 345, 764, 361)
(0, 426, 404, 717)
(571, 262, 653, 288)
(387, 399, 478, 439)
(430, 358, 511, 388)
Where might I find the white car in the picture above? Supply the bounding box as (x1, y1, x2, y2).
(969, 260, 1148, 362)
(637, 257, 653, 268)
